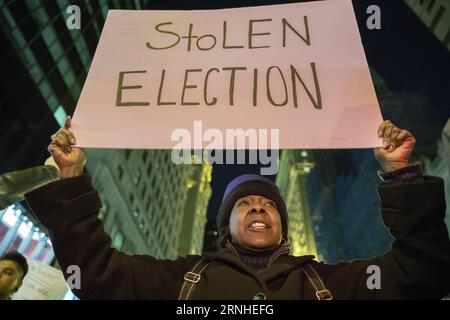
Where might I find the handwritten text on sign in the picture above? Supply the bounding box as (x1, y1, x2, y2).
(72, 0, 382, 149)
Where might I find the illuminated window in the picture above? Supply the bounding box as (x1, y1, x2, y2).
(99, 0, 109, 20)
(134, 0, 142, 10)
(98, 202, 109, 221)
(1, 6, 16, 29)
(42, 27, 57, 48)
(53, 105, 67, 127)
(18, 221, 33, 239)
(47, 94, 59, 111)
(1, 206, 19, 227)
(32, 231, 41, 241)
(112, 231, 124, 250)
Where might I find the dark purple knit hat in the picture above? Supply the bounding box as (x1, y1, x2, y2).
(216, 174, 288, 246)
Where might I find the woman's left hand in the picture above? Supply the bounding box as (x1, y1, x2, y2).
(374, 120, 416, 172)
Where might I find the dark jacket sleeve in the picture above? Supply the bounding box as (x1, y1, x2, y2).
(25, 175, 199, 300)
(314, 176, 450, 299)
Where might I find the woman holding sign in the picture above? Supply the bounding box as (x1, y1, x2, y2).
(23, 117, 450, 300)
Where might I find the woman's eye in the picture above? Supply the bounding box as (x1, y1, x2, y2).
(238, 200, 249, 206)
(265, 201, 276, 208)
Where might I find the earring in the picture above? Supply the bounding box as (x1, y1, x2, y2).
(280, 238, 291, 246)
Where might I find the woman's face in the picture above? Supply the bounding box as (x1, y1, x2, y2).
(229, 195, 282, 250)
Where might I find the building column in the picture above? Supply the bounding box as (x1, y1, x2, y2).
(42, 248, 55, 265)
(31, 236, 48, 260)
(17, 226, 35, 254)
(0, 213, 24, 256)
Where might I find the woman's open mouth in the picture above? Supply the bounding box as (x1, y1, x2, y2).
(248, 221, 270, 232)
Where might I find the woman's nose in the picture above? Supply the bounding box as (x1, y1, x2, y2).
(250, 204, 266, 214)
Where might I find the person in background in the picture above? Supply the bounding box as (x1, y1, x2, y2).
(0, 251, 28, 300)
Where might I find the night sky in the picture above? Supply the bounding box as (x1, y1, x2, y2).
(151, 0, 450, 223)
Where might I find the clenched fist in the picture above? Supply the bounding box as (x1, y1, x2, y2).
(47, 116, 86, 179)
(374, 120, 416, 172)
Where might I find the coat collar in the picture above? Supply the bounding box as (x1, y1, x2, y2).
(203, 249, 315, 286)
(260, 254, 315, 282)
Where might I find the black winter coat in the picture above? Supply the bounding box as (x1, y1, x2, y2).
(25, 175, 450, 299)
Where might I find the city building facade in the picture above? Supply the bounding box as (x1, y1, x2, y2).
(276, 150, 319, 259)
(404, 0, 450, 51)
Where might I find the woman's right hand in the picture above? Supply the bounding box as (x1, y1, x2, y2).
(47, 116, 86, 179)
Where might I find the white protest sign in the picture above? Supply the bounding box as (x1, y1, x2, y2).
(72, 0, 383, 149)
(12, 257, 69, 300)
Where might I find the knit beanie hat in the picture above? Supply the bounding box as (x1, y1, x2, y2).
(216, 174, 288, 247)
